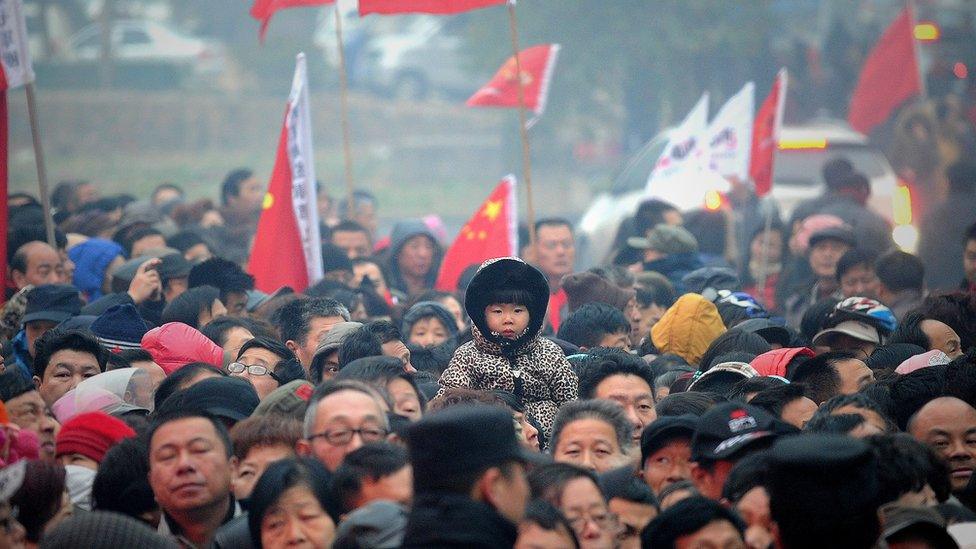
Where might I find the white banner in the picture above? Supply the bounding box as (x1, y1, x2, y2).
(286, 53, 323, 284)
(646, 92, 709, 191)
(703, 82, 754, 180)
(0, 0, 33, 90)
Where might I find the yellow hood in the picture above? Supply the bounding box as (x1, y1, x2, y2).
(651, 293, 726, 366)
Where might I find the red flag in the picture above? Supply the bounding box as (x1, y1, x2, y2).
(467, 44, 560, 124)
(848, 6, 922, 134)
(435, 176, 518, 291)
(750, 69, 787, 197)
(250, 54, 323, 293)
(251, 0, 333, 42)
(0, 0, 35, 301)
(359, 0, 506, 15)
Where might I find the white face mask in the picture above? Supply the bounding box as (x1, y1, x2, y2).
(64, 464, 96, 511)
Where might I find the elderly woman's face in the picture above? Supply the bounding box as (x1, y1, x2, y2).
(552, 418, 626, 473)
(260, 485, 335, 549)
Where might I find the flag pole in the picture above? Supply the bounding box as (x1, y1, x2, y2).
(908, 0, 927, 99)
(24, 83, 55, 248)
(506, 1, 537, 249)
(333, 5, 356, 217)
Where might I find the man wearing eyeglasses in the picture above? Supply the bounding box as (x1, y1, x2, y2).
(227, 337, 305, 400)
(296, 380, 390, 471)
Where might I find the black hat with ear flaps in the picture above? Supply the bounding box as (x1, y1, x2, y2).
(463, 257, 550, 348)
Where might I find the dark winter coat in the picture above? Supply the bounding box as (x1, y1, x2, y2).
(401, 493, 518, 549)
(383, 220, 444, 298)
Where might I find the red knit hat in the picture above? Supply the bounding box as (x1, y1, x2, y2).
(55, 411, 136, 463)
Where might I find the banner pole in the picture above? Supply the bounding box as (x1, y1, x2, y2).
(25, 83, 55, 248)
(908, 0, 927, 99)
(506, 2, 537, 249)
(333, 5, 356, 217)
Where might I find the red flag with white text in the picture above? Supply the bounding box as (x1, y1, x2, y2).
(435, 176, 518, 292)
(749, 69, 787, 197)
(848, 5, 921, 134)
(0, 0, 34, 300)
(250, 54, 323, 293)
(251, 0, 333, 42)
(359, 0, 506, 15)
(467, 44, 560, 126)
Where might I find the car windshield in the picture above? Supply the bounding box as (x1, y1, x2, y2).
(609, 136, 668, 196)
(774, 144, 889, 187)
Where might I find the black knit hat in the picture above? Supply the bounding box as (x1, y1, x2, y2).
(90, 304, 151, 352)
(39, 511, 177, 548)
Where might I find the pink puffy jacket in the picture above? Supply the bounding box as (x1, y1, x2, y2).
(141, 322, 225, 375)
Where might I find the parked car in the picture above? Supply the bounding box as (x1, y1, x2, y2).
(318, 11, 477, 100)
(63, 19, 227, 79)
(575, 120, 914, 268)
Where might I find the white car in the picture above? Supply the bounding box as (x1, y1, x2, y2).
(576, 120, 915, 268)
(64, 20, 226, 77)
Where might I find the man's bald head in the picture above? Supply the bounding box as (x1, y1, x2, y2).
(908, 396, 976, 493)
(11, 241, 61, 289)
(908, 397, 976, 433)
(920, 320, 963, 359)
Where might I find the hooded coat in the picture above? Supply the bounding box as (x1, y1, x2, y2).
(650, 293, 726, 367)
(401, 301, 459, 344)
(438, 258, 577, 436)
(384, 220, 444, 298)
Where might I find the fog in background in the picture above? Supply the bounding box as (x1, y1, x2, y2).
(8, 0, 974, 231)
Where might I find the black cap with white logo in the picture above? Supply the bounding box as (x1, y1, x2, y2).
(691, 402, 781, 461)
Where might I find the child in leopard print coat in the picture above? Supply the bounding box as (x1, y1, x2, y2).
(438, 257, 578, 437)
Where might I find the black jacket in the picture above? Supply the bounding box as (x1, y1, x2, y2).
(401, 493, 518, 549)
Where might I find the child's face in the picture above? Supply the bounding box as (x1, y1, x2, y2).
(485, 303, 530, 339)
(408, 317, 450, 348)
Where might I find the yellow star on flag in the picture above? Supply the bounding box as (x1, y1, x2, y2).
(482, 200, 502, 222)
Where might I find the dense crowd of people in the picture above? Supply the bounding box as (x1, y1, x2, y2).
(5, 148, 976, 548)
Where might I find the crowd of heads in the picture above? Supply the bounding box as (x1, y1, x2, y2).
(3, 156, 976, 548)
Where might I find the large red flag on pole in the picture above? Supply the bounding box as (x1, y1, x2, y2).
(848, 5, 922, 134)
(251, 0, 333, 42)
(435, 176, 518, 292)
(250, 53, 323, 293)
(359, 0, 507, 15)
(0, 0, 35, 299)
(750, 69, 788, 197)
(467, 44, 560, 127)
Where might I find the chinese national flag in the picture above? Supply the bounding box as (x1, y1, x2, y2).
(359, 0, 506, 15)
(750, 69, 787, 197)
(848, 6, 922, 134)
(251, 0, 333, 42)
(435, 176, 518, 292)
(467, 44, 560, 122)
(250, 55, 323, 293)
